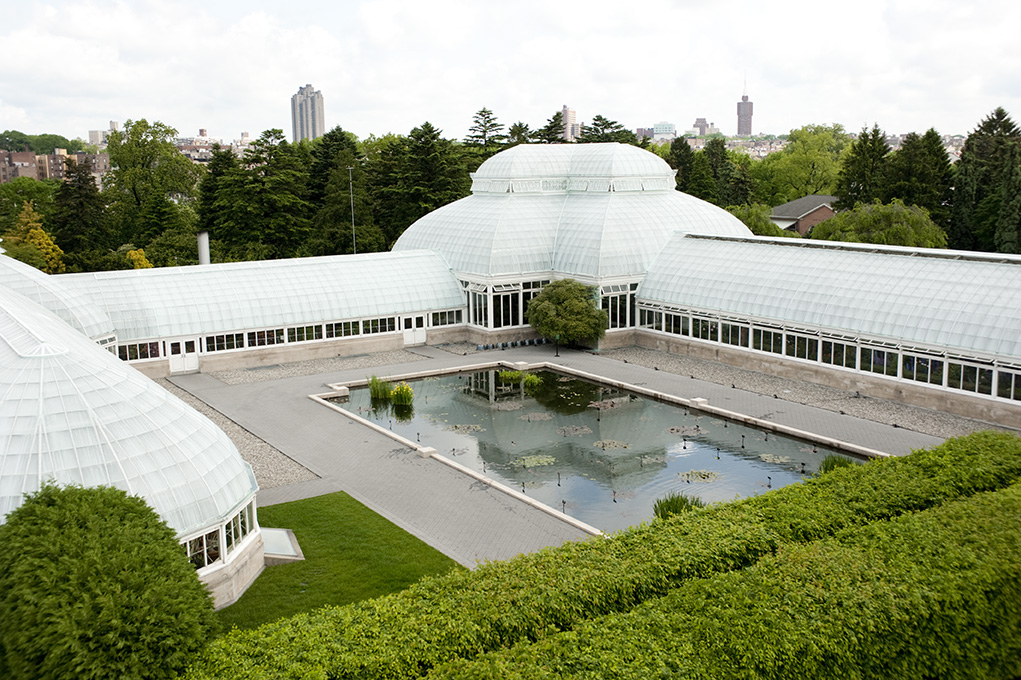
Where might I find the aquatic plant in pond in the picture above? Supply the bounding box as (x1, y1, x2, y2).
(338, 369, 859, 532)
(819, 454, 856, 474)
(653, 491, 706, 519)
(391, 382, 414, 406)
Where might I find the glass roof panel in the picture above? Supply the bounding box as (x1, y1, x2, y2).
(58, 250, 464, 341)
(640, 235, 1021, 359)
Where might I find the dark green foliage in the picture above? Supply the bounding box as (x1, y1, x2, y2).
(366, 123, 471, 245)
(300, 147, 385, 257)
(726, 203, 799, 237)
(0, 130, 86, 154)
(464, 108, 507, 148)
(186, 431, 1021, 680)
(685, 152, 719, 203)
(701, 138, 752, 206)
(576, 115, 641, 146)
(506, 121, 532, 146)
(882, 128, 953, 230)
(994, 141, 1021, 253)
(0, 483, 216, 680)
(835, 124, 890, 210)
(50, 157, 111, 253)
(0, 176, 59, 233)
(307, 126, 359, 208)
(652, 491, 706, 519)
(196, 143, 240, 238)
(809, 199, 947, 247)
(665, 137, 695, 191)
(104, 119, 203, 246)
(212, 130, 312, 259)
(818, 453, 855, 474)
(534, 111, 566, 144)
(525, 279, 607, 348)
(950, 107, 1021, 251)
(432, 482, 1021, 679)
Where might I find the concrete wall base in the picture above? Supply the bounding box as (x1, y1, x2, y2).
(201, 532, 265, 610)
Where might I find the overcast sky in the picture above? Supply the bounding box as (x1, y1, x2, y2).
(3, 0, 1020, 144)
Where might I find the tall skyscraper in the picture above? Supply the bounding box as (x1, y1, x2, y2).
(562, 105, 580, 142)
(737, 93, 753, 136)
(291, 84, 325, 142)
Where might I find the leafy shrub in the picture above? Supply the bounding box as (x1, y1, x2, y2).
(653, 491, 706, 519)
(819, 453, 856, 474)
(0, 483, 217, 680)
(186, 431, 1021, 680)
(432, 482, 1021, 678)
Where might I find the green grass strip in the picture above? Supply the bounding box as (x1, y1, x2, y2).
(186, 431, 1021, 680)
(215, 492, 461, 631)
(432, 482, 1021, 679)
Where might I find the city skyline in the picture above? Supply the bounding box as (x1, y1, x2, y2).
(3, 0, 1020, 143)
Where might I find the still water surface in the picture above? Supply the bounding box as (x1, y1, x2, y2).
(340, 370, 854, 533)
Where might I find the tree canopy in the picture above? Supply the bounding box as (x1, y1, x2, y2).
(525, 279, 607, 348)
(834, 124, 890, 210)
(752, 124, 849, 205)
(950, 107, 1021, 252)
(577, 114, 641, 146)
(0, 483, 217, 680)
(808, 199, 947, 247)
(534, 111, 567, 144)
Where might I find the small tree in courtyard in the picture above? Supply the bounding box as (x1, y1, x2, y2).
(0, 483, 217, 680)
(525, 279, 608, 350)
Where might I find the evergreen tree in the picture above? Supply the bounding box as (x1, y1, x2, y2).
(465, 108, 507, 148)
(686, 152, 720, 204)
(882, 129, 953, 230)
(301, 148, 385, 257)
(367, 123, 470, 245)
(701, 138, 751, 206)
(308, 126, 359, 208)
(994, 141, 1021, 253)
(950, 107, 1021, 251)
(577, 115, 640, 145)
(535, 111, 566, 144)
(51, 157, 110, 253)
(665, 138, 695, 191)
(835, 124, 890, 210)
(196, 144, 240, 237)
(507, 121, 532, 146)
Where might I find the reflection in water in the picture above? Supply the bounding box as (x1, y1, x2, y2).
(337, 370, 858, 533)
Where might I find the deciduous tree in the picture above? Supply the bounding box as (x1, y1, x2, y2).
(525, 279, 608, 348)
(808, 199, 947, 247)
(752, 124, 849, 205)
(727, 203, 800, 237)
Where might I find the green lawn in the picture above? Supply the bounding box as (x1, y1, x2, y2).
(215, 491, 462, 631)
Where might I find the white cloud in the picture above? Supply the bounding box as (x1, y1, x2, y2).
(2, 0, 1020, 141)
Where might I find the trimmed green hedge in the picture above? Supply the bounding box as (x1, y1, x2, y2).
(431, 481, 1021, 679)
(186, 431, 1021, 680)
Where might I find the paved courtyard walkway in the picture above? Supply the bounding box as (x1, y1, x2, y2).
(171, 344, 945, 567)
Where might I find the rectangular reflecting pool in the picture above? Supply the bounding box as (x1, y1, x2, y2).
(336, 369, 856, 533)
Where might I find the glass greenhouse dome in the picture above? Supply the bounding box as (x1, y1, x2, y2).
(0, 286, 260, 596)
